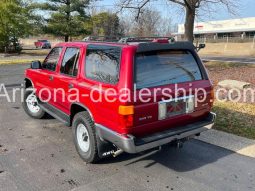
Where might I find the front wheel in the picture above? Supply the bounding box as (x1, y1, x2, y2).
(72, 111, 100, 163)
(22, 87, 46, 119)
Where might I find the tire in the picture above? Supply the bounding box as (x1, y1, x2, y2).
(22, 87, 46, 119)
(72, 111, 100, 163)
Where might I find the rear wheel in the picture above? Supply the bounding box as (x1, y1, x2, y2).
(22, 87, 45, 119)
(72, 111, 100, 163)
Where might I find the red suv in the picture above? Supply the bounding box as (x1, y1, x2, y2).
(22, 39, 216, 163)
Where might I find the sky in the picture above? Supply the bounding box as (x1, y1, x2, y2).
(38, 0, 255, 25)
(95, 0, 255, 24)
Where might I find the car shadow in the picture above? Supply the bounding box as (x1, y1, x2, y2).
(97, 139, 234, 172)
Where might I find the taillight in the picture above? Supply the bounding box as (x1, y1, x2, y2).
(119, 105, 134, 115)
(119, 115, 133, 128)
(118, 106, 134, 128)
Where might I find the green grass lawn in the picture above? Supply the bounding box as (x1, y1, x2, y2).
(21, 49, 50, 56)
(0, 59, 44, 65)
(212, 101, 255, 140)
(205, 61, 255, 139)
(0, 49, 47, 65)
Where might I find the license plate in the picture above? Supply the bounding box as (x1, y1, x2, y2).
(158, 96, 195, 120)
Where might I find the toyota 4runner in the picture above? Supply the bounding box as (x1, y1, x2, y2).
(23, 38, 216, 163)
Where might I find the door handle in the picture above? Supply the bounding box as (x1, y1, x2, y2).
(49, 76, 54, 81)
(68, 83, 74, 89)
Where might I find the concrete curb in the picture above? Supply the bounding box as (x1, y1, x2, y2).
(196, 129, 255, 158)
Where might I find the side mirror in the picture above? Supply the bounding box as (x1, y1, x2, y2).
(31, 60, 42, 69)
(196, 43, 206, 52)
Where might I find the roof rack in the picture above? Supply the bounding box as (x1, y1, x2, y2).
(82, 36, 175, 44)
(82, 36, 121, 42)
(118, 36, 175, 44)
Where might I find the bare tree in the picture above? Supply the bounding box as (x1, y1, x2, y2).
(132, 9, 161, 36)
(119, 8, 174, 37)
(157, 17, 174, 36)
(117, 0, 238, 42)
(119, 15, 134, 36)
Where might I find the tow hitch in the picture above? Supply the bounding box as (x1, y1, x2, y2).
(172, 137, 194, 149)
(175, 140, 184, 149)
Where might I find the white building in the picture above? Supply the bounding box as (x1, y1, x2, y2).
(178, 17, 255, 38)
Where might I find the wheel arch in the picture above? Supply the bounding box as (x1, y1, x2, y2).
(70, 103, 94, 125)
(24, 78, 34, 89)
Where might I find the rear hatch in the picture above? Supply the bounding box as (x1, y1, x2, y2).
(131, 48, 213, 137)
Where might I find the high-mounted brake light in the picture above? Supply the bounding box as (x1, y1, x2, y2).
(152, 39, 169, 43)
(119, 105, 134, 115)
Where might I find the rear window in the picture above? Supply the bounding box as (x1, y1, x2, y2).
(135, 50, 202, 89)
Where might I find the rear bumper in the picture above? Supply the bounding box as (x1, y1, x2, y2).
(96, 112, 216, 154)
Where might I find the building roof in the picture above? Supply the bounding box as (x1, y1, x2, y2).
(178, 17, 255, 35)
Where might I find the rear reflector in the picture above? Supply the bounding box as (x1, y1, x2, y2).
(119, 105, 134, 115)
(119, 115, 133, 128)
(210, 88, 215, 102)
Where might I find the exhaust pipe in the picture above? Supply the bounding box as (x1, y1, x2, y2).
(112, 149, 124, 157)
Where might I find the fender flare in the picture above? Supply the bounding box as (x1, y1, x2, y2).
(24, 77, 34, 88)
(70, 102, 94, 122)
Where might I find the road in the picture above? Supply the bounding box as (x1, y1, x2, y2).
(0, 64, 29, 86)
(201, 55, 255, 64)
(0, 66, 255, 191)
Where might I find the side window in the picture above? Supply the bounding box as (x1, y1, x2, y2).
(42, 47, 62, 71)
(60, 48, 80, 76)
(85, 45, 121, 84)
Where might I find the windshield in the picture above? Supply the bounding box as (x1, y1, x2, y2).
(135, 50, 202, 89)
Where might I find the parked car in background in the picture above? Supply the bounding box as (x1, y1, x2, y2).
(34, 40, 51, 49)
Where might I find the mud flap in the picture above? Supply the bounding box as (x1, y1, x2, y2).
(96, 134, 117, 158)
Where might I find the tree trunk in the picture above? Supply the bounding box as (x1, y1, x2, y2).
(65, 0, 70, 42)
(65, 35, 69, 42)
(184, 6, 195, 42)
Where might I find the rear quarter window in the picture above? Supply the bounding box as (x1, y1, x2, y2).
(85, 45, 121, 84)
(135, 50, 203, 89)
